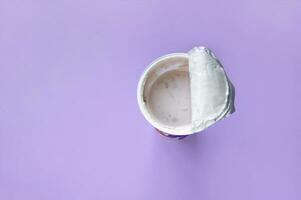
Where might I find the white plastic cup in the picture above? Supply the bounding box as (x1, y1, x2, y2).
(137, 48, 235, 139)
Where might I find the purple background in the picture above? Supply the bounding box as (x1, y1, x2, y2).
(0, 0, 301, 199)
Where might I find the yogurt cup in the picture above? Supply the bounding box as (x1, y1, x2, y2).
(137, 47, 235, 138)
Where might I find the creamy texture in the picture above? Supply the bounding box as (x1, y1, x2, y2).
(147, 69, 191, 127)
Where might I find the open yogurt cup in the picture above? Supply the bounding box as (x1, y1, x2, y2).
(137, 47, 235, 138)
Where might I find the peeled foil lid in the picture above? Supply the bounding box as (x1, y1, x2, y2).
(188, 47, 235, 133)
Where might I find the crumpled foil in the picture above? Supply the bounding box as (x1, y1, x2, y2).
(188, 47, 235, 133)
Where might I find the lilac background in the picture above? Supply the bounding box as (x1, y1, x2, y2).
(0, 0, 301, 199)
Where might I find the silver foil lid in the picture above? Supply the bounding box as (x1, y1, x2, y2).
(188, 47, 235, 133)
